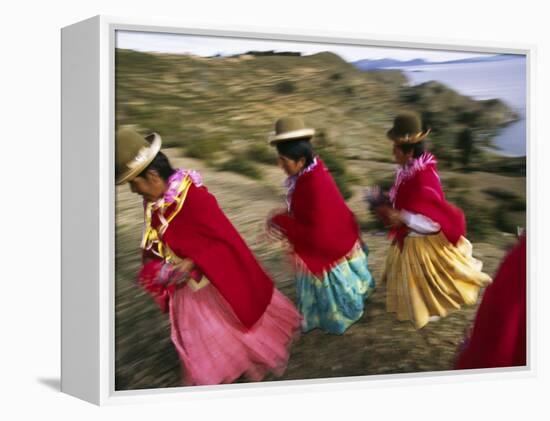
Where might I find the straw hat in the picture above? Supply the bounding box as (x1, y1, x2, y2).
(115, 127, 162, 185)
(268, 116, 315, 145)
(387, 112, 431, 144)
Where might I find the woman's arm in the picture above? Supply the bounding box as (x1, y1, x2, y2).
(270, 211, 316, 244)
(400, 210, 441, 234)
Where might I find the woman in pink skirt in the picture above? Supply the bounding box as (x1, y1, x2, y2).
(116, 127, 301, 386)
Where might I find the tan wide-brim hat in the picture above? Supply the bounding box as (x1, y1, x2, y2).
(115, 127, 162, 185)
(268, 116, 315, 145)
(387, 112, 431, 145)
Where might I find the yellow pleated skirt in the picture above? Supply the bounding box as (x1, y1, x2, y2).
(383, 232, 492, 329)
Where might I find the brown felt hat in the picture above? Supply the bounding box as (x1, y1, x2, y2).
(268, 116, 315, 145)
(115, 127, 162, 185)
(387, 112, 431, 144)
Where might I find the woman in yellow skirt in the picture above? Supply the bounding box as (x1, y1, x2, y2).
(368, 112, 491, 329)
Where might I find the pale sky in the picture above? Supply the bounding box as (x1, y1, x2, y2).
(116, 30, 493, 63)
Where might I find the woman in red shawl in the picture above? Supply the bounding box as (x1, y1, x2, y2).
(116, 128, 301, 386)
(371, 112, 491, 329)
(267, 117, 375, 335)
(456, 234, 526, 369)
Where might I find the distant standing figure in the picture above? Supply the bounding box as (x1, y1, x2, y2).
(373, 112, 491, 329)
(267, 117, 375, 335)
(116, 127, 301, 386)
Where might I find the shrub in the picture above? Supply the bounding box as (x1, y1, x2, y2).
(185, 138, 219, 160)
(274, 81, 296, 94)
(482, 188, 519, 202)
(318, 152, 353, 200)
(443, 176, 471, 190)
(478, 157, 526, 177)
(457, 110, 479, 125)
(508, 199, 527, 212)
(456, 128, 475, 167)
(359, 218, 387, 232)
(344, 86, 355, 96)
(428, 135, 456, 168)
(401, 90, 421, 104)
(493, 207, 518, 234)
(373, 175, 396, 192)
(483, 188, 526, 212)
(218, 157, 262, 180)
(313, 130, 355, 200)
(246, 142, 276, 165)
(447, 193, 493, 241)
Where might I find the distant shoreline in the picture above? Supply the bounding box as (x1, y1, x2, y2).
(399, 60, 526, 158)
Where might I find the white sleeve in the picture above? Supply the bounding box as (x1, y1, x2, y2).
(400, 209, 441, 234)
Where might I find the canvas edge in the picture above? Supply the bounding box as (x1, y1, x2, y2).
(61, 14, 102, 406)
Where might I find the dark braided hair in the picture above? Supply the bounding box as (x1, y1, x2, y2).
(396, 141, 425, 159)
(137, 151, 175, 182)
(275, 139, 314, 166)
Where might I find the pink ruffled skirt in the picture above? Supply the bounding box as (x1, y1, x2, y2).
(169, 280, 301, 386)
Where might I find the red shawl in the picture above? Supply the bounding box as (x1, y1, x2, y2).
(456, 235, 527, 369)
(271, 158, 359, 275)
(148, 183, 274, 329)
(390, 154, 465, 248)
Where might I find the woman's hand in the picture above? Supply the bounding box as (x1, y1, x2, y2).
(266, 222, 285, 241)
(170, 257, 195, 285)
(376, 205, 404, 228)
(364, 186, 381, 209)
(386, 208, 404, 228)
(266, 219, 286, 241)
(266, 208, 288, 241)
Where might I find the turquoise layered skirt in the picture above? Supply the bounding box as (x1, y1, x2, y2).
(295, 241, 375, 335)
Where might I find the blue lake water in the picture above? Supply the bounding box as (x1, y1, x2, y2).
(400, 57, 527, 156)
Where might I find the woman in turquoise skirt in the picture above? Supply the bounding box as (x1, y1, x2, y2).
(266, 117, 375, 334)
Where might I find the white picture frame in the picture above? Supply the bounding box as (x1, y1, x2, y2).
(61, 15, 534, 406)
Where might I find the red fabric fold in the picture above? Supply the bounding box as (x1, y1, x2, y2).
(158, 183, 274, 329)
(456, 235, 527, 369)
(391, 161, 465, 248)
(137, 260, 176, 313)
(271, 159, 359, 276)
